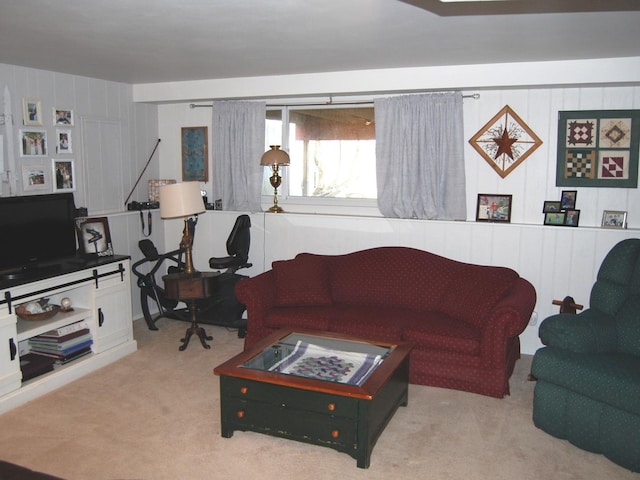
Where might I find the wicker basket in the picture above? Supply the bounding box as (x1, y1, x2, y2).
(16, 304, 61, 321)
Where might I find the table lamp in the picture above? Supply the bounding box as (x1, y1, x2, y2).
(260, 145, 290, 213)
(159, 181, 205, 275)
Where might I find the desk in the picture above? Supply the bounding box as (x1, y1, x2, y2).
(163, 271, 218, 350)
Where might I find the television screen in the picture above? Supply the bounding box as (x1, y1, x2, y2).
(0, 193, 77, 273)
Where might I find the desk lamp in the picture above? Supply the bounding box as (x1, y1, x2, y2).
(159, 181, 205, 275)
(260, 145, 290, 213)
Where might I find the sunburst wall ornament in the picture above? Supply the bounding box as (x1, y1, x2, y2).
(469, 105, 543, 178)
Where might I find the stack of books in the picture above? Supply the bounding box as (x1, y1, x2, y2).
(27, 320, 93, 365)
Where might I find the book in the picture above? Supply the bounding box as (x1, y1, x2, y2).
(57, 347, 92, 364)
(30, 339, 93, 357)
(32, 328, 90, 344)
(20, 353, 56, 381)
(28, 333, 92, 351)
(39, 320, 90, 338)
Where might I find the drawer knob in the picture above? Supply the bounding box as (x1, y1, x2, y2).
(327, 403, 336, 411)
(236, 410, 245, 419)
(331, 429, 340, 438)
(240, 386, 248, 394)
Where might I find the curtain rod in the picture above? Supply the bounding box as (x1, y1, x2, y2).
(189, 93, 480, 109)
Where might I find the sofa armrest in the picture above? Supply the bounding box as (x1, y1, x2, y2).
(234, 270, 276, 331)
(480, 277, 536, 365)
(538, 308, 617, 353)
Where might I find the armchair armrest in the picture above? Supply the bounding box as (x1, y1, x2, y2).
(538, 308, 617, 353)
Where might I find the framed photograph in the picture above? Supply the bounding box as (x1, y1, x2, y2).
(21, 165, 48, 191)
(544, 212, 566, 226)
(476, 194, 512, 223)
(560, 190, 577, 210)
(22, 98, 42, 126)
(556, 109, 640, 188)
(53, 108, 74, 126)
(52, 159, 75, 192)
(542, 201, 562, 213)
(75, 217, 114, 256)
(601, 210, 628, 229)
(564, 209, 580, 227)
(56, 129, 72, 154)
(181, 126, 208, 182)
(19, 129, 47, 156)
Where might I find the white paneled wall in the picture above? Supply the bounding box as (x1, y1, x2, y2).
(0, 63, 160, 320)
(160, 80, 639, 356)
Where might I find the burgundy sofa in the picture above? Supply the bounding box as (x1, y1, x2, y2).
(235, 246, 536, 398)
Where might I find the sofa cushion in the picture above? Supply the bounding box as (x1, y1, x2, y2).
(327, 247, 454, 311)
(439, 263, 518, 327)
(264, 306, 332, 331)
(531, 346, 640, 417)
(272, 254, 332, 306)
(327, 305, 411, 342)
(403, 313, 481, 355)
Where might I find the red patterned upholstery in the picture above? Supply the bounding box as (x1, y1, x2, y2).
(236, 246, 536, 398)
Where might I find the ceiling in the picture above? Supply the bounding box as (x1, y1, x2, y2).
(0, 0, 638, 85)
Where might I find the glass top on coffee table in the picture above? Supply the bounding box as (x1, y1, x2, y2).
(240, 332, 393, 386)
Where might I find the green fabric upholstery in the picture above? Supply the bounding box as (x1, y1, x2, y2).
(532, 238, 640, 473)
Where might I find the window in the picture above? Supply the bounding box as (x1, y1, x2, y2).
(264, 105, 376, 200)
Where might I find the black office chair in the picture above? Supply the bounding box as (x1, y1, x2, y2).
(209, 214, 252, 273)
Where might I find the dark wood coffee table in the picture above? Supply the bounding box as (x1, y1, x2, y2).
(214, 329, 412, 468)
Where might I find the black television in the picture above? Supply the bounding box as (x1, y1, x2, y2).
(0, 193, 78, 275)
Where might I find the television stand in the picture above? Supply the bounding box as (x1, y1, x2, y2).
(0, 255, 137, 414)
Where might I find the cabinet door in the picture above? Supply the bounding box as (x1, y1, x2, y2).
(0, 314, 21, 396)
(94, 276, 133, 353)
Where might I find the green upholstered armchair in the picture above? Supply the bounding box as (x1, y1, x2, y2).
(531, 238, 640, 473)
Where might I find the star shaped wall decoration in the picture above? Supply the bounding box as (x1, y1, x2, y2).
(469, 105, 543, 178)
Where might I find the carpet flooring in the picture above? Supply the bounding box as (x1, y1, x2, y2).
(0, 318, 637, 480)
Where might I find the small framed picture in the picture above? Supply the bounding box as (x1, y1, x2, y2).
(53, 108, 74, 126)
(560, 190, 577, 210)
(564, 209, 580, 227)
(52, 159, 75, 192)
(22, 98, 42, 126)
(601, 210, 627, 229)
(542, 201, 562, 213)
(21, 165, 48, 191)
(56, 129, 72, 154)
(75, 217, 114, 256)
(19, 129, 47, 156)
(544, 212, 566, 226)
(476, 194, 512, 223)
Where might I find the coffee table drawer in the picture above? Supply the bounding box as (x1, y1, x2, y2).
(221, 376, 358, 417)
(221, 397, 357, 449)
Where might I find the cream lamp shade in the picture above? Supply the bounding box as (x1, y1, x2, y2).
(159, 182, 205, 219)
(260, 145, 290, 166)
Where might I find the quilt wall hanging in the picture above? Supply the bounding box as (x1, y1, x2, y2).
(469, 105, 543, 178)
(556, 109, 640, 188)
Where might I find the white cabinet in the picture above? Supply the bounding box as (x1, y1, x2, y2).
(0, 257, 137, 414)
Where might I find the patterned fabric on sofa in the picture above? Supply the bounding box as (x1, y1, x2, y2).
(236, 246, 536, 398)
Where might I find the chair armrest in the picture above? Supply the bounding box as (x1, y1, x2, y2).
(538, 308, 617, 353)
(480, 277, 537, 365)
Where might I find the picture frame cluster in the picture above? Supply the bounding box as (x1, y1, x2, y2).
(542, 190, 580, 227)
(19, 98, 75, 193)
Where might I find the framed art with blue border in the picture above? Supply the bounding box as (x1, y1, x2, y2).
(556, 110, 640, 188)
(181, 126, 208, 182)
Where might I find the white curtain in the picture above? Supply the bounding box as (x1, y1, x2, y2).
(211, 100, 265, 212)
(374, 92, 466, 220)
